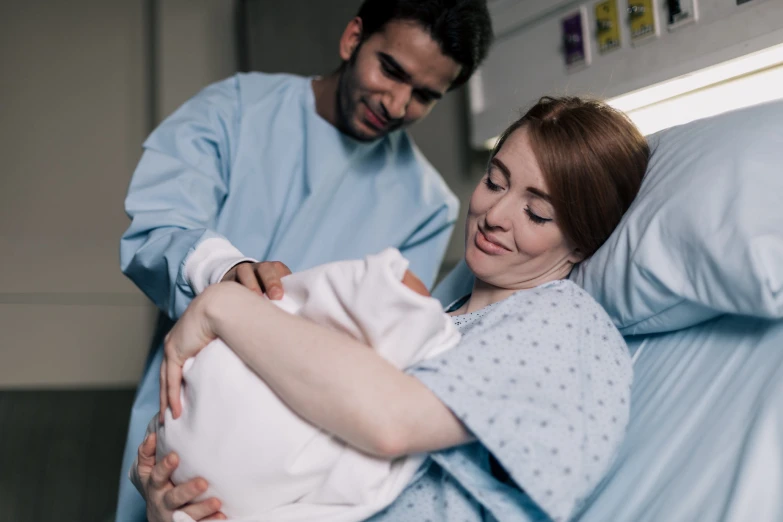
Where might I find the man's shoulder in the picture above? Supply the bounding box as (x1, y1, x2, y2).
(386, 131, 459, 215)
(234, 71, 309, 109)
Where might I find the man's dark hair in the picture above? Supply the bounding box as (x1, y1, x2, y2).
(355, 0, 493, 89)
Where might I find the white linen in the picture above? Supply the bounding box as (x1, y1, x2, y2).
(155, 248, 461, 521)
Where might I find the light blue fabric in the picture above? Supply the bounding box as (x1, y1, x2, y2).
(573, 314, 783, 522)
(432, 258, 474, 310)
(571, 100, 783, 335)
(116, 72, 458, 521)
(370, 280, 632, 522)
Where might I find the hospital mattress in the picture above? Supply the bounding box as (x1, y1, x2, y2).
(574, 314, 783, 522)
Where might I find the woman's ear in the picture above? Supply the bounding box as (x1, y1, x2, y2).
(338, 17, 363, 62)
(567, 247, 585, 265)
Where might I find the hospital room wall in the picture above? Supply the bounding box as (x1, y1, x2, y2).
(0, 0, 238, 388)
(471, 0, 783, 147)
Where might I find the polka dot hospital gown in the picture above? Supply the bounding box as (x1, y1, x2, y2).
(366, 279, 632, 522)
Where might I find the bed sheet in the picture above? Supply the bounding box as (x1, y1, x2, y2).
(574, 314, 783, 522)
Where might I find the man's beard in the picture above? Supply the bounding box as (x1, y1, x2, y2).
(335, 51, 403, 142)
(335, 58, 377, 142)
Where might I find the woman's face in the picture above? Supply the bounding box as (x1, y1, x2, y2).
(465, 127, 581, 290)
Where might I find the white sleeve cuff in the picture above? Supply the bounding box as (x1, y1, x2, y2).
(184, 237, 257, 295)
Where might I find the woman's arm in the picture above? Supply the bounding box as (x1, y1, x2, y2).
(165, 282, 472, 458)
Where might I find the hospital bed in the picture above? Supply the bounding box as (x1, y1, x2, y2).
(576, 316, 783, 521)
(434, 99, 783, 521)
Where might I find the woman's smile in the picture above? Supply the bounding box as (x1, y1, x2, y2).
(475, 227, 510, 255)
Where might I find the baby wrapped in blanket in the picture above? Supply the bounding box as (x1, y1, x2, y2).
(154, 248, 461, 522)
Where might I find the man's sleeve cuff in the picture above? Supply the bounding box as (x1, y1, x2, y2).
(184, 237, 257, 294)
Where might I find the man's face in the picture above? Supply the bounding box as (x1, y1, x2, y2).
(336, 20, 462, 141)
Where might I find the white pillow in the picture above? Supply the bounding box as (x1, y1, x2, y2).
(571, 100, 783, 335)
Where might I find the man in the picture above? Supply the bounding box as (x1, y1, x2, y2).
(117, 1, 493, 519)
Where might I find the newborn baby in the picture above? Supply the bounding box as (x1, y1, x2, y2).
(153, 249, 461, 522)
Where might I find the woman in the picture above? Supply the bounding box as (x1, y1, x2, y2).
(134, 96, 650, 522)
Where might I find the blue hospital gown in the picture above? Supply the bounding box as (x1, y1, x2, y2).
(369, 279, 632, 522)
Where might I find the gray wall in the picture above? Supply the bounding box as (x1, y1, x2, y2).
(242, 0, 358, 76)
(471, 0, 783, 147)
(158, 0, 239, 116)
(0, 1, 153, 387)
(0, 0, 238, 387)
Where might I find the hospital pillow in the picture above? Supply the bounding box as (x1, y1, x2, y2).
(571, 99, 783, 336)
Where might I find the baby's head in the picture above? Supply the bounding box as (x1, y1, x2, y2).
(402, 270, 430, 297)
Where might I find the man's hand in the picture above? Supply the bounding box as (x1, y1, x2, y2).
(221, 261, 291, 299)
(402, 269, 430, 297)
(133, 433, 226, 522)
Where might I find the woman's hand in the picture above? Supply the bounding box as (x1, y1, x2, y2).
(161, 285, 224, 421)
(133, 432, 225, 522)
(221, 260, 292, 299)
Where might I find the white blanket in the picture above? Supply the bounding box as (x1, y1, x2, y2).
(154, 249, 461, 522)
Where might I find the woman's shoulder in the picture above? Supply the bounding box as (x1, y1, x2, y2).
(446, 281, 615, 349)
(484, 280, 626, 349)
(501, 279, 614, 319)
(457, 279, 615, 326)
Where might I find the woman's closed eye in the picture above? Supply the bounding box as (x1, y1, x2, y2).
(484, 174, 504, 192)
(525, 206, 552, 225)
